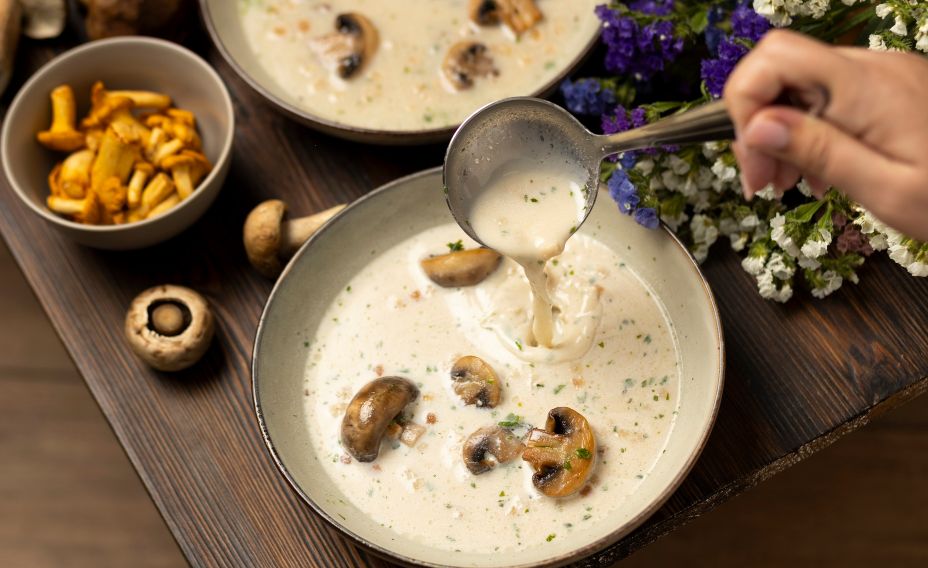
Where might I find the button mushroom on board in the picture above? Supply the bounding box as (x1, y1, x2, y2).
(340, 376, 420, 462)
(312, 12, 378, 79)
(243, 199, 346, 278)
(462, 425, 524, 475)
(521, 407, 596, 497)
(124, 284, 215, 372)
(450, 355, 501, 408)
(420, 247, 502, 287)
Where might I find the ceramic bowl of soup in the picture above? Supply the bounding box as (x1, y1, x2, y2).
(253, 167, 724, 566)
(200, 0, 601, 144)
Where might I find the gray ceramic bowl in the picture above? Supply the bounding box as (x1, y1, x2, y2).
(253, 168, 724, 567)
(1, 37, 234, 250)
(199, 0, 601, 145)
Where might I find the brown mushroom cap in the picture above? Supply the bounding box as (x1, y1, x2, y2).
(421, 248, 502, 287)
(521, 407, 596, 497)
(341, 376, 419, 462)
(462, 425, 524, 475)
(124, 284, 215, 372)
(468, 0, 502, 25)
(442, 41, 498, 91)
(451, 355, 501, 407)
(243, 199, 286, 278)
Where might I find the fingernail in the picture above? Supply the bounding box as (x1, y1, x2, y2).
(744, 117, 790, 150)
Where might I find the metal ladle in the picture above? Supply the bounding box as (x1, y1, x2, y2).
(443, 92, 826, 243)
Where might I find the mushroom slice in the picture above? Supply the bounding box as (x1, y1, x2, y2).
(521, 407, 596, 498)
(312, 12, 379, 79)
(463, 426, 524, 475)
(420, 247, 501, 287)
(451, 355, 501, 408)
(442, 41, 498, 91)
(500, 0, 542, 35)
(468, 0, 502, 25)
(341, 376, 419, 462)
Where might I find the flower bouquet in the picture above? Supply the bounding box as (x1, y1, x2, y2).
(561, 0, 928, 301)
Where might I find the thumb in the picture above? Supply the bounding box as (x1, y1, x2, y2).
(740, 107, 895, 201)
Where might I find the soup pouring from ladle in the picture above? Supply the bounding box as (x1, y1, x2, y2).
(443, 90, 827, 243)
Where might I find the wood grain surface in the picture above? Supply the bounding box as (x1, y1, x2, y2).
(2, 30, 928, 568)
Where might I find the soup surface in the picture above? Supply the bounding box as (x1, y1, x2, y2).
(237, 0, 600, 131)
(301, 223, 681, 554)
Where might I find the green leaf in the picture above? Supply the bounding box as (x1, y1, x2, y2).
(688, 10, 709, 34)
(788, 200, 826, 224)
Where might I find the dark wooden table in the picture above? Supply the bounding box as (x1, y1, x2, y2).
(3, 27, 928, 568)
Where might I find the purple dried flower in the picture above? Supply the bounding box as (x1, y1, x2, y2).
(628, 0, 674, 16)
(836, 223, 874, 256)
(607, 169, 639, 213)
(701, 37, 749, 98)
(560, 78, 617, 116)
(731, 4, 771, 43)
(634, 207, 661, 229)
(596, 4, 684, 82)
(705, 5, 725, 56)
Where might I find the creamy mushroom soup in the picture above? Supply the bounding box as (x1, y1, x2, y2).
(468, 158, 588, 351)
(236, 0, 600, 131)
(302, 223, 680, 554)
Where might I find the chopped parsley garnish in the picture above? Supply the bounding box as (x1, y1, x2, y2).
(563, 459, 572, 471)
(515, 338, 523, 351)
(546, 533, 556, 542)
(498, 413, 523, 428)
(447, 240, 464, 252)
(575, 448, 593, 460)
(553, 384, 566, 394)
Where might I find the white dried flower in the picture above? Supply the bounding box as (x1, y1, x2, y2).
(811, 270, 843, 299)
(891, 15, 908, 36)
(718, 217, 739, 236)
(661, 211, 688, 232)
(668, 154, 691, 175)
(711, 158, 737, 183)
(742, 255, 767, 275)
(634, 159, 655, 175)
(797, 178, 813, 197)
(909, 262, 928, 277)
(690, 214, 719, 247)
(875, 3, 893, 19)
(770, 214, 801, 256)
(757, 270, 793, 302)
(798, 255, 822, 270)
(766, 252, 795, 280)
(869, 33, 889, 51)
(755, 183, 778, 200)
(740, 214, 759, 230)
(800, 227, 832, 259)
(730, 232, 749, 252)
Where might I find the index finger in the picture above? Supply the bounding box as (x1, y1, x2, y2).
(723, 30, 859, 137)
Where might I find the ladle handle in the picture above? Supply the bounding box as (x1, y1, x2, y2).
(598, 87, 829, 156)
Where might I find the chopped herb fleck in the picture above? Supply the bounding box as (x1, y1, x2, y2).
(575, 448, 593, 460)
(447, 240, 464, 252)
(498, 413, 524, 428)
(597, 341, 605, 348)
(546, 534, 556, 542)
(563, 460, 572, 471)
(515, 339, 523, 351)
(553, 384, 566, 394)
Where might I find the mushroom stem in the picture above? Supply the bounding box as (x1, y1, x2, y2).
(280, 204, 346, 257)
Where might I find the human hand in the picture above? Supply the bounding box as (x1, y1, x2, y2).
(724, 29, 928, 241)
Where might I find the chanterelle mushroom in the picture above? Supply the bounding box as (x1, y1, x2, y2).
(243, 199, 346, 278)
(420, 247, 501, 287)
(341, 376, 419, 462)
(37, 85, 85, 152)
(451, 355, 501, 407)
(124, 285, 215, 372)
(312, 12, 379, 79)
(521, 407, 596, 497)
(442, 41, 498, 91)
(463, 425, 524, 475)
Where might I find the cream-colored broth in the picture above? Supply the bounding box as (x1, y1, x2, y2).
(237, 0, 600, 131)
(302, 223, 680, 554)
